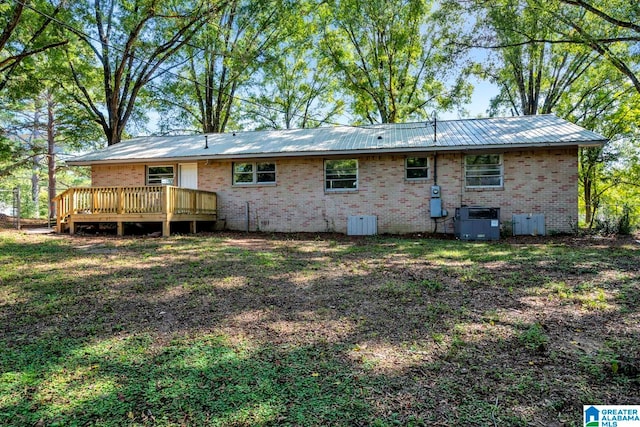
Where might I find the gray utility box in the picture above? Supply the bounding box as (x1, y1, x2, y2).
(512, 214, 545, 236)
(430, 185, 443, 218)
(347, 215, 377, 236)
(454, 207, 500, 241)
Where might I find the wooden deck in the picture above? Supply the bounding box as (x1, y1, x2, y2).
(54, 186, 217, 236)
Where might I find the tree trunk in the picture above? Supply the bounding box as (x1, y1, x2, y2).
(47, 92, 56, 221)
(31, 109, 41, 219)
(31, 158, 40, 219)
(583, 176, 592, 225)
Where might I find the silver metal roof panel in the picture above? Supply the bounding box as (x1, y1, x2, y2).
(68, 114, 608, 165)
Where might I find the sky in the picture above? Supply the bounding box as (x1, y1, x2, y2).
(440, 79, 499, 120)
(145, 77, 500, 136)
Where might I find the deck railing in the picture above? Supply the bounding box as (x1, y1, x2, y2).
(55, 186, 217, 225)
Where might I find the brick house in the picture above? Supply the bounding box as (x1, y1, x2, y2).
(66, 114, 606, 235)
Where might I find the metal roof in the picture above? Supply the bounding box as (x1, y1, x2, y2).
(68, 114, 608, 165)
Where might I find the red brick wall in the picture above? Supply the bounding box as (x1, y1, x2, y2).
(434, 149, 578, 234)
(91, 148, 578, 234)
(92, 164, 147, 187)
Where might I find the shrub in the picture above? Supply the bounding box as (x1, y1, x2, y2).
(595, 204, 635, 236)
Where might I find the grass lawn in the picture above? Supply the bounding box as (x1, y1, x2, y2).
(1, 230, 638, 426)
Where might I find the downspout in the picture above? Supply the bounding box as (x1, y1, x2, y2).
(432, 152, 438, 234)
(433, 117, 438, 185)
(433, 152, 438, 186)
(245, 201, 250, 232)
(432, 116, 438, 233)
(460, 154, 464, 207)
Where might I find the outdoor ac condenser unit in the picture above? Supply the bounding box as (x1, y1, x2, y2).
(454, 207, 500, 241)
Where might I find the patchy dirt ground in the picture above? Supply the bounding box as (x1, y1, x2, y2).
(1, 229, 639, 426)
(0, 215, 49, 229)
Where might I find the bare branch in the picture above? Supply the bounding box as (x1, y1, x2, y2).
(559, 0, 640, 33)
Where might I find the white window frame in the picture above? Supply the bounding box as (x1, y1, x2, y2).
(464, 154, 503, 188)
(232, 162, 276, 185)
(325, 159, 358, 192)
(147, 165, 175, 185)
(405, 156, 429, 180)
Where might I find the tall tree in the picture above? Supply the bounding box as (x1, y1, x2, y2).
(1, 29, 102, 217)
(0, 0, 67, 94)
(152, 0, 293, 134)
(66, 0, 221, 145)
(1, 85, 101, 214)
(318, 0, 471, 124)
(244, 52, 345, 130)
(470, 0, 599, 116)
(459, 0, 640, 94)
(557, 67, 640, 225)
(243, 5, 344, 130)
(1, 98, 45, 215)
(555, 0, 640, 94)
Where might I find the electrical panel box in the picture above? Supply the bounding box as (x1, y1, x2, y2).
(454, 207, 500, 241)
(430, 198, 442, 218)
(430, 185, 444, 218)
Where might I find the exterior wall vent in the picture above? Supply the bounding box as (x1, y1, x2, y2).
(512, 214, 545, 236)
(347, 215, 378, 236)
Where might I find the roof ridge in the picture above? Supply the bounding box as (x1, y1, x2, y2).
(130, 114, 562, 140)
(360, 114, 559, 128)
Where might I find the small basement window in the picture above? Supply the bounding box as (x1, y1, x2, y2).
(325, 159, 358, 191)
(405, 156, 429, 179)
(147, 165, 175, 185)
(233, 162, 276, 185)
(465, 154, 503, 188)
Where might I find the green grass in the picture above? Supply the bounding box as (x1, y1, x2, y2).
(518, 323, 549, 352)
(1, 231, 638, 426)
(1, 335, 368, 426)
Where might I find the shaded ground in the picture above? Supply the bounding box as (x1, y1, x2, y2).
(0, 215, 50, 230)
(0, 229, 638, 426)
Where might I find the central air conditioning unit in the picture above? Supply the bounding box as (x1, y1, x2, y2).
(454, 207, 501, 241)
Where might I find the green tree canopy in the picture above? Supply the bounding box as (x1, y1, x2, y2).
(318, 0, 472, 124)
(243, 4, 344, 130)
(0, 0, 67, 94)
(152, 0, 294, 134)
(65, 0, 221, 145)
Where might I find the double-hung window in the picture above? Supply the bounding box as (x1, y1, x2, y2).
(233, 162, 276, 185)
(147, 166, 175, 185)
(405, 157, 429, 180)
(325, 159, 358, 191)
(465, 154, 503, 188)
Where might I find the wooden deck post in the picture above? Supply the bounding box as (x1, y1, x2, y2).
(162, 221, 170, 237)
(117, 222, 123, 236)
(55, 196, 62, 233)
(69, 188, 75, 216)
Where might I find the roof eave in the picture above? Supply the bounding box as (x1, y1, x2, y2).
(65, 139, 608, 166)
